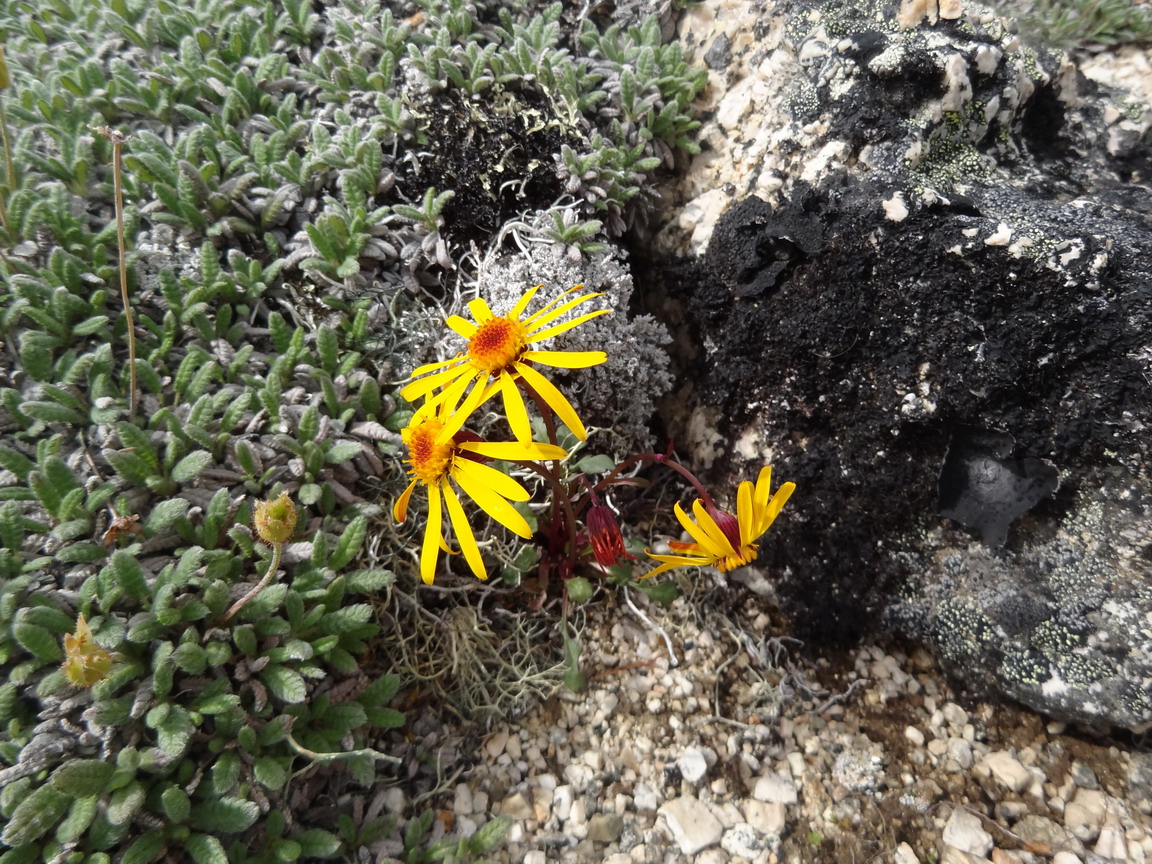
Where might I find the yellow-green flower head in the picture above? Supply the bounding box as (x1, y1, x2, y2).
(254, 491, 297, 545)
(394, 396, 567, 584)
(62, 614, 114, 688)
(400, 284, 609, 443)
(644, 467, 795, 579)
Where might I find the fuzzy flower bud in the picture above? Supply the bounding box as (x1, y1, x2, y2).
(62, 614, 113, 688)
(254, 491, 297, 545)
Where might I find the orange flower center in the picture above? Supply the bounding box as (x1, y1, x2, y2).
(468, 315, 527, 373)
(716, 545, 758, 572)
(403, 417, 457, 484)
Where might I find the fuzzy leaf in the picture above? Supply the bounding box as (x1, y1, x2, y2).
(345, 568, 394, 593)
(324, 442, 361, 464)
(50, 759, 115, 797)
(13, 616, 62, 661)
(160, 787, 191, 823)
(262, 664, 306, 703)
(357, 673, 400, 707)
(320, 603, 373, 635)
(145, 497, 190, 532)
(329, 515, 367, 569)
(1, 783, 70, 846)
(294, 828, 342, 859)
(54, 794, 98, 844)
(189, 798, 260, 833)
(254, 756, 288, 790)
(110, 550, 149, 601)
(187, 833, 228, 864)
(106, 780, 145, 825)
(170, 450, 214, 484)
(122, 830, 166, 864)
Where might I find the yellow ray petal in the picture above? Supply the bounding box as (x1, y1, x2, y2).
(641, 551, 711, 579)
(510, 284, 543, 318)
(421, 482, 443, 585)
(411, 354, 465, 377)
(527, 291, 608, 331)
(521, 349, 607, 369)
(514, 361, 587, 440)
(673, 500, 728, 560)
(462, 441, 568, 462)
(754, 465, 774, 511)
(393, 479, 417, 523)
(691, 499, 739, 558)
(401, 363, 473, 403)
(446, 315, 477, 339)
(527, 308, 612, 344)
(499, 372, 533, 443)
(527, 285, 589, 327)
(736, 480, 755, 547)
(435, 371, 491, 443)
(443, 482, 486, 579)
(454, 470, 533, 538)
(452, 457, 531, 502)
(755, 481, 796, 536)
(467, 296, 494, 323)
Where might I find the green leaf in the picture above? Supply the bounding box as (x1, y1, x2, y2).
(160, 787, 191, 823)
(155, 705, 194, 757)
(637, 578, 678, 606)
(366, 707, 405, 729)
(471, 815, 512, 852)
(187, 832, 228, 864)
(254, 756, 288, 790)
(329, 515, 367, 569)
(324, 442, 361, 464)
(262, 664, 307, 703)
(212, 751, 241, 795)
(294, 828, 342, 859)
(110, 550, 149, 601)
(50, 759, 115, 797)
(106, 780, 145, 826)
(576, 453, 616, 474)
(13, 615, 62, 661)
(320, 603, 373, 635)
(189, 798, 260, 833)
(104, 450, 154, 486)
(1, 783, 70, 846)
(346, 568, 394, 593)
(145, 497, 190, 532)
(54, 794, 99, 844)
(170, 450, 214, 484)
(357, 673, 400, 707)
(18, 403, 85, 426)
(122, 830, 166, 864)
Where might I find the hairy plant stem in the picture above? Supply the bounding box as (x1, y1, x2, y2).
(223, 542, 282, 621)
(286, 732, 401, 766)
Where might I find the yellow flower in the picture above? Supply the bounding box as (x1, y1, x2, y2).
(400, 284, 609, 443)
(643, 467, 795, 579)
(62, 614, 114, 688)
(393, 398, 567, 584)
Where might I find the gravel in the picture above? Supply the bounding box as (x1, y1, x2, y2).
(415, 584, 1152, 864)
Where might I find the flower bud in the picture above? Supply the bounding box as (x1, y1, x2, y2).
(254, 491, 297, 545)
(704, 504, 742, 551)
(586, 505, 628, 568)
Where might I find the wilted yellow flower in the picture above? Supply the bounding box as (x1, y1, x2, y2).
(393, 397, 566, 584)
(400, 284, 609, 443)
(254, 491, 297, 545)
(62, 614, 113, 688)
(644, 467, 795, 579)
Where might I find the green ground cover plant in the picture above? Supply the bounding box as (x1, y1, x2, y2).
(0, 0, 710, 859)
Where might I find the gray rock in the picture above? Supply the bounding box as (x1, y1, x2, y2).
(658, 795, 724, 855)
(587, 813, 625, 844)
(655, 0, 1152, 730)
